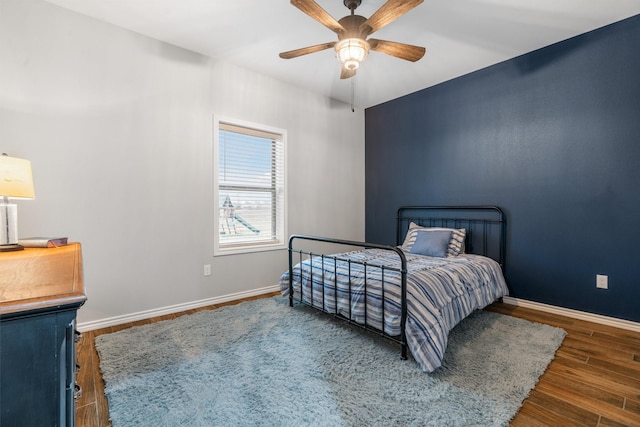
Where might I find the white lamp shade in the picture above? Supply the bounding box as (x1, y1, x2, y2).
(335, 38, 370, 70)
(0, 155, 35, 199)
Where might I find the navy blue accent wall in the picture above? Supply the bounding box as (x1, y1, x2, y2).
(365, 15, 640, 322)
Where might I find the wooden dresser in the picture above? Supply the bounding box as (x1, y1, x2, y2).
(0, 243, 87, 427)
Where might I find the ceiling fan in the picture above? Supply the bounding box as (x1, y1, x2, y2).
(279, 0, 426, 79)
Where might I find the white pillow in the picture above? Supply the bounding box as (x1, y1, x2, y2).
(402, 222, 466, 256)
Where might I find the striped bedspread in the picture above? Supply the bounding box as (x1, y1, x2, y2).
(279, 249, 509, 372)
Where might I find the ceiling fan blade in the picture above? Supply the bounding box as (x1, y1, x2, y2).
(340, 67, 357, 80)
(279, 42, 337, 59)
(290, 0, 345, 34)
(359, 0, 423, 36)
(368, 39, 425, 62)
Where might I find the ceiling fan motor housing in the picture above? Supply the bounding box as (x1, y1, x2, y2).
(337, 15, 368, 40)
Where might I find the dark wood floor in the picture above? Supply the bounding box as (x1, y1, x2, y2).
(76, 294, 640, 427)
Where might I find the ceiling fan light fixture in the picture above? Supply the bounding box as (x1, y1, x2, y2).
(335, 38, 369, 70)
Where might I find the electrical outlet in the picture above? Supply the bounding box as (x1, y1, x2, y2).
(596, 274, 608, 289)
(204, 264, 211, 276)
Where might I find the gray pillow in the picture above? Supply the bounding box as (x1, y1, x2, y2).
(402, 222, 466, 256)
(409, 230, 452, 258)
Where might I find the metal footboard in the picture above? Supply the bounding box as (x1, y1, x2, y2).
(288, 235, 409, 360)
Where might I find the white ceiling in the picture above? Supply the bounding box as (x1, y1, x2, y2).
(42, 0, 640, 108)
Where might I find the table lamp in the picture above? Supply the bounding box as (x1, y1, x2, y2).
(0, 153, 35, 251)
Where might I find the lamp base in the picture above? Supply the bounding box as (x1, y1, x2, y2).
(0, 243, 24, 252)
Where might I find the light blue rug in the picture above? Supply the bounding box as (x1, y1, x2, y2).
(95, 297, 565, 426)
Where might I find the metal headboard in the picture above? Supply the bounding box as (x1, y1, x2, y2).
(396, 206, 507, 272)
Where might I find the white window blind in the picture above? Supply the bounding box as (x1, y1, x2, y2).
(214, 118, 286, 254)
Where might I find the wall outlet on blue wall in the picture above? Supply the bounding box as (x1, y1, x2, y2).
(596, 274, 608, 289)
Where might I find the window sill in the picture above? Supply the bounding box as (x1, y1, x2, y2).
(214, 242, 286, 257)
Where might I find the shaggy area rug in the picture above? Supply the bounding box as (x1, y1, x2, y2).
(95, 297, 565, 426)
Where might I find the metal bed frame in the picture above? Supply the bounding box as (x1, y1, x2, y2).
(287, 206, 506, 361)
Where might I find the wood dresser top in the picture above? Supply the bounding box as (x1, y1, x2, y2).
(0, 243, 86, 315)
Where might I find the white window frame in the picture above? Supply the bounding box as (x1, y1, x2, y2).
(213, 115, 287, 256)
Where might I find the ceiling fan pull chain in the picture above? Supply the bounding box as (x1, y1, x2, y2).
(351, 76, 355, 112)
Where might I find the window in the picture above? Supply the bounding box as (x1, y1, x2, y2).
(213, 117, 286, 255)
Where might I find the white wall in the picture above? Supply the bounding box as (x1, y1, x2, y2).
(0, 0, 365, 326)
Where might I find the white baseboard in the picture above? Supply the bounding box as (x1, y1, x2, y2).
(77, 285, 281, 332)
(502, 296, 640, 333)
(78, 290, 640, 334)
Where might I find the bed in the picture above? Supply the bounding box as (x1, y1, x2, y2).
(279, 206, 509, 372)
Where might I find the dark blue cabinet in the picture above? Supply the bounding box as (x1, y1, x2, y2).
(0, 244, 86, 427)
